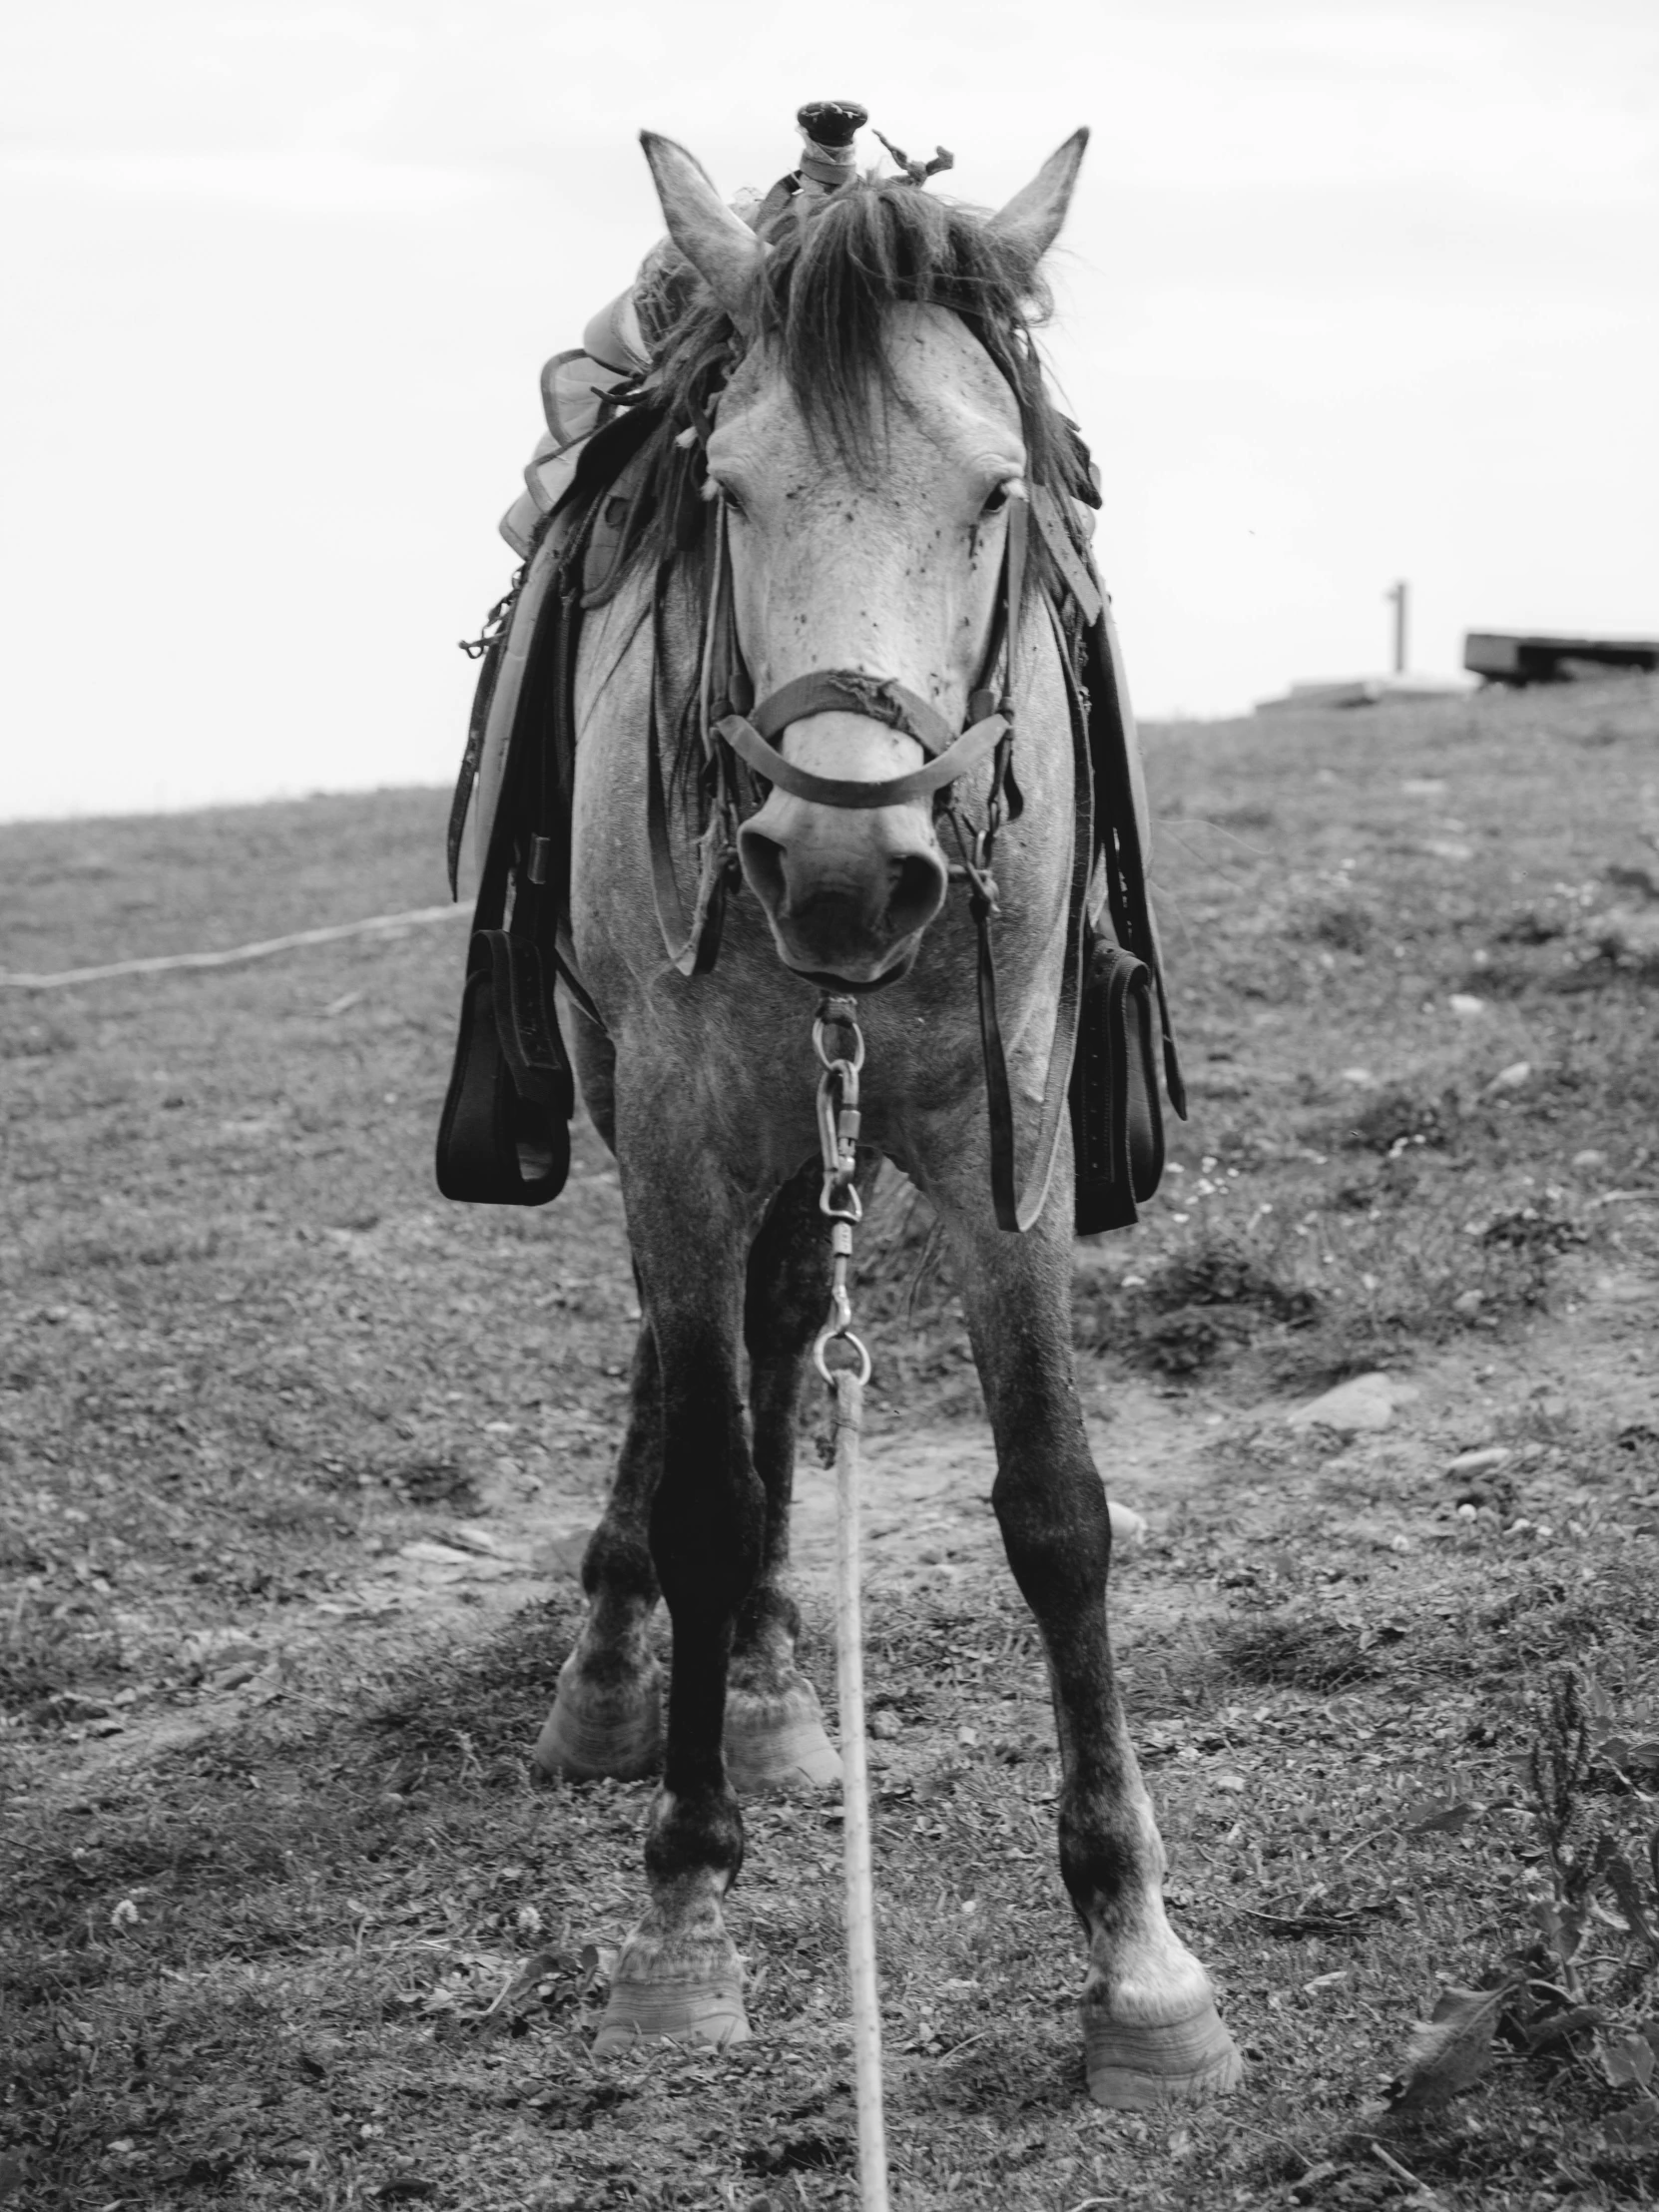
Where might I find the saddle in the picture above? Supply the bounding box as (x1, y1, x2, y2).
(436, 407, 1183, 1233)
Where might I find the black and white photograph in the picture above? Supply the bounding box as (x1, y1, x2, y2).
(3, 6, 1657, 2207)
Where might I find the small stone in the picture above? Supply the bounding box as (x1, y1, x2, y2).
(532, 1529, 593, 1581)
(1107, 1499, 1148, 1552)
(398, 1539, 479, 1566)
(1447, 993, 1487, 1017)
(445, 1523, 502, 1555)
(1507, 1517, 1532, 1535)
(1572, 1149, 1607, 1170)
(1452, 1290, 1484, 1317)
(1446, 1446, 1510, 1476)
(1456, 1502, 1477, 1520)
(1486, 1061, 1531, 1091)
(1595, 906, 1659, 961)
(1288, 1373, 1398, 1436)
(1339, 1067, 1375, 1087)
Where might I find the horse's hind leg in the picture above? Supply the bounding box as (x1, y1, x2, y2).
(724, 1164, 841, 1792)
(533, 1316, 665, 1780)
(948, 1204, 1243, 2108)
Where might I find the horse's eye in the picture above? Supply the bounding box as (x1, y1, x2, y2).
(717, 484, 748, 521)
(980, 480, 1022, 519)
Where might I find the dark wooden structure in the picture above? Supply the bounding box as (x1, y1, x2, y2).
(1464, 631, 1659, 686)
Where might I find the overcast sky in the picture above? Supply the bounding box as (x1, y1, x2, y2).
(2, 0, 1655, 821)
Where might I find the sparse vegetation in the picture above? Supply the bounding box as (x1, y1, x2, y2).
(4, 678, 1659, 2205)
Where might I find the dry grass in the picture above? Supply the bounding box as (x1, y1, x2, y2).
(5, 678, 1659, 2207)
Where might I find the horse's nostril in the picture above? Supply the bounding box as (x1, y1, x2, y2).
(886, 851, 948, 938)
(738, 827, 789, 916)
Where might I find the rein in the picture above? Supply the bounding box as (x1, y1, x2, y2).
(643, 467, 1098, 1232)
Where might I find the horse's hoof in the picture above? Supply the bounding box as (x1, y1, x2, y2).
(1083, 1999, 1244, 2108)
(724, 1682, 842, 1793)
(533, 1655, 662, 1781)
(593, 1981, 752, 2056)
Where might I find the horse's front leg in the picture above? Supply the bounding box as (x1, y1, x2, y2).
(533, 1315, 664, 1781)
(723, 1162, 845, 1791)
(947, 1199, 1243, 2108)
(594, 1166, 766, 2054)
(536, 1003, 666, 1781)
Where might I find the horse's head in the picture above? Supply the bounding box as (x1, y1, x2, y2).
(642, 129, 1087, 987)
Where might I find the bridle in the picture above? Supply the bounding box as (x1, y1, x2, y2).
(642, 417, 1100, 1232)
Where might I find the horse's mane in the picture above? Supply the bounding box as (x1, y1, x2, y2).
(623, 177, 1089, 578)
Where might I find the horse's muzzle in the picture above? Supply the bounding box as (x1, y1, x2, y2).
(738, 786, 949, 984)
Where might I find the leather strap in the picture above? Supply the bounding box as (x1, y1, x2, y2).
(647, 627, 732, 977)
(751, 670, 958, 753)
(975, 597, 1096, 1232)
(1082, 601, 1186, 1118)
(1029, 485, 1103, 630)
(717, 707, 1007, 811)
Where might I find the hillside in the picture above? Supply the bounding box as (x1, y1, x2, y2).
(3, 674, 1658, 2210)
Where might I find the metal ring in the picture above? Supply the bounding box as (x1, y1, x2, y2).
(812, 1010, 866, 1074)
(820, 1180, 863, 1223)
(814, 1325, 872, 1388)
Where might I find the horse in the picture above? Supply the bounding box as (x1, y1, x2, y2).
(526, 127, 1242, 2109)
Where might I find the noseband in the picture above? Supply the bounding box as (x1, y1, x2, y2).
(709, 489, 1027, 814)
(645, 481, 1034, 971)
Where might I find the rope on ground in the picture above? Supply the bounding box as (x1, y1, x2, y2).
(831, 1365, 891, 2212)
(0, 903, 469, 992)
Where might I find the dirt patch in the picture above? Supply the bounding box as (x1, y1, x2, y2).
(7, 682, 1659, 2207)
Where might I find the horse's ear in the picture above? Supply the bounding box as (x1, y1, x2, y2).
(640, 131, 768, 322)
(986, 128, 1089, 273)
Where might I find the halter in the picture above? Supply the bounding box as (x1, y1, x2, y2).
(642, 431, 1100, 1232)
(708, 479, 1024, 812)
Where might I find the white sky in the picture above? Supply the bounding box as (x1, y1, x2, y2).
(2, 0, 1655, 820)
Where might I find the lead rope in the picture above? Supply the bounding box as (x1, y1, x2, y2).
(811, 995, 888, 2212)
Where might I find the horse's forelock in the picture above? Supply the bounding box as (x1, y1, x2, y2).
(646, 182, 1064, 483)
(759, 183, 1055, 475)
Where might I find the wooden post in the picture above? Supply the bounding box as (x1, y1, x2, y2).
(1386, 580, 1408, 674)
(831, 1368, 890, 2212)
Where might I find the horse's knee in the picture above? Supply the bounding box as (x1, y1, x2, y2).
(993, 1455, 1112, 1602)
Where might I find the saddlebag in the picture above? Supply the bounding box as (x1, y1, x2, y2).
(1068, 938, 1165, 1234)
(435, 930, 573, 1205)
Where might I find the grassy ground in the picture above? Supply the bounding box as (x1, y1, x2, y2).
(3, 679, 1659, 2209)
